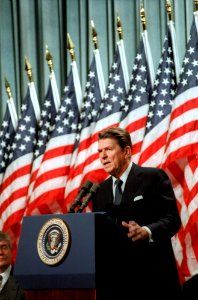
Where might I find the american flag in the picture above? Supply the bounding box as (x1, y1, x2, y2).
(24, 71, 60, 215)
(0, 97, 18, 230)
(119, 31, 153, 164)
(138, 24, 177, 167)
(0, 97, 18, 187)
(80, 40, 128, 186)
(162, 13, 198, 283)
(0, 81, 40, 260)
(25, 61, 82, 216)
(162, 15, 198, 167)
(64, 49, 105, 211)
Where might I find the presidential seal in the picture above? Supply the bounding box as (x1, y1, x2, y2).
(37, 218, 71, 265)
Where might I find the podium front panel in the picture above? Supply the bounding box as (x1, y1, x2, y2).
(14, 213, 97, 289)
(14, 212, 131, 293)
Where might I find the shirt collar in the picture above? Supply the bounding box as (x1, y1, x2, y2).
(0, 264, 12, 290)
(112, 161, 132, 189)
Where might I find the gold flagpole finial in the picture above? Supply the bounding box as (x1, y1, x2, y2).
(45, 45, 54, 73)
(166, 0, 173, 21)
(4, 77, 12, 99)
(67, 33, 76, 61)
(91, 20, 98, 50)
(25, 56, 33, 82)
(140, 4, 146, 31)
(117, 15, 123, 40)
(194, 0, 198, 12)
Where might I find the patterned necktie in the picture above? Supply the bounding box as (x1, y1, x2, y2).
(114, 179, 123, 205)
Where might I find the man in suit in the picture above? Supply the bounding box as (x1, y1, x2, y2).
(92, 127, 182, 299)
(0, 231, 26, 300)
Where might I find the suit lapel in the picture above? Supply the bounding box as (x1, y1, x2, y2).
(104, 177, 114, 204)
(6, 273, 18, 300)
(122, 163, 142, 203)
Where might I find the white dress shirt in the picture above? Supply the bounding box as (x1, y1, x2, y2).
(0, 264, 12, 291)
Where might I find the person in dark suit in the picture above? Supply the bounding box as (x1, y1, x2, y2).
(0, 231, 26, 300)
(92, 127, 182, 299)
(182, 274, 198, 299)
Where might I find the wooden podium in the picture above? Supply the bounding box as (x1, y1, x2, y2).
(14, 212, 132, 300)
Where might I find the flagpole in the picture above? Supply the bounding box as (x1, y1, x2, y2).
(194, 0, 198, 32)
(67, 33, 76, 62)
(91, 20, 98, 50)
(195, 0, 198, 12)
(25, 56, 33, 82)
(116, 15, 129, 91)
(91, 20, 106, 97)
(24, 57, 40, 121)
(67, 33, 82, 112)
(4, 77, 18, 130)
(166, 0, 180, 84)
(45, 46, 60, 110)
(140, 5, 155, 88)
(45, 45, 54, 73)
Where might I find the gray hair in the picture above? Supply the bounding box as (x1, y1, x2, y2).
(0, 231, 12, 249)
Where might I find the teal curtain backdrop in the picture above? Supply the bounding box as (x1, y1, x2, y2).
(0, 0, 195, 121)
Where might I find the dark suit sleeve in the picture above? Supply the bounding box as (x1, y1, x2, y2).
(147, 168, 181, 240)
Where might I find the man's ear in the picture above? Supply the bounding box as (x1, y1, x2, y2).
(125, 146, 132, 158)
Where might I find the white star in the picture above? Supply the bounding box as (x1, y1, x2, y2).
(106, 104, 112, 112)
(114, 74, 120, 81)
(111, 95, 118, 102)
(117, 87, 124, 94)
(89, 71, 95, 78)
(68, 110, 74, 118)
(131, 84, 137, 91)
(37, 139, 44, 147)
(44, 100, 51, 108)
(40, 129, 47, 137)
(112, 62, 118, 70)
(139, 86, 146, 93)
(181, 79, 188, 86)
(134, 96, 141, 103)
(29, 127, 36, 134)
(162, 78, 169, 85)
(146, 121, 152, 129)
(24, 116, 31, 123)
(19, 144, 26, 151)
(65, 97, 71, 105)
(161, 89, 168, 96)
(62, 119, 69, 126)
(188, 46, 195, 54)
(2, 121, 8, 128)
(157, 110, 164, 117)
(186, 69, 193, 76)
(21, 104, 27, 111)
(19, 124, 26, 131)
(60, 106, 66, 113)
(159, 99, 166, 107)
(148, 111, 154, 118)
(140, 65, 146, 72)
(136, 53, 142, 61)
(15, 133, 21, 140)
(24, 135, 31, 142)
(57, 126, 64, 134)
(108, 83, 115, 90)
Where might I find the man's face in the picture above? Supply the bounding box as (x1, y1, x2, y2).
(0, 240, 12, 273)
(98, 138, 130, 178)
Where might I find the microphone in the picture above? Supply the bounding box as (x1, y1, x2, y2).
(69, 180, 93, 213)
(77, 183, 100, 213)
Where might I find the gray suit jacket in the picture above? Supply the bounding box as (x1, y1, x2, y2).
(0, 268, 26, 300)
